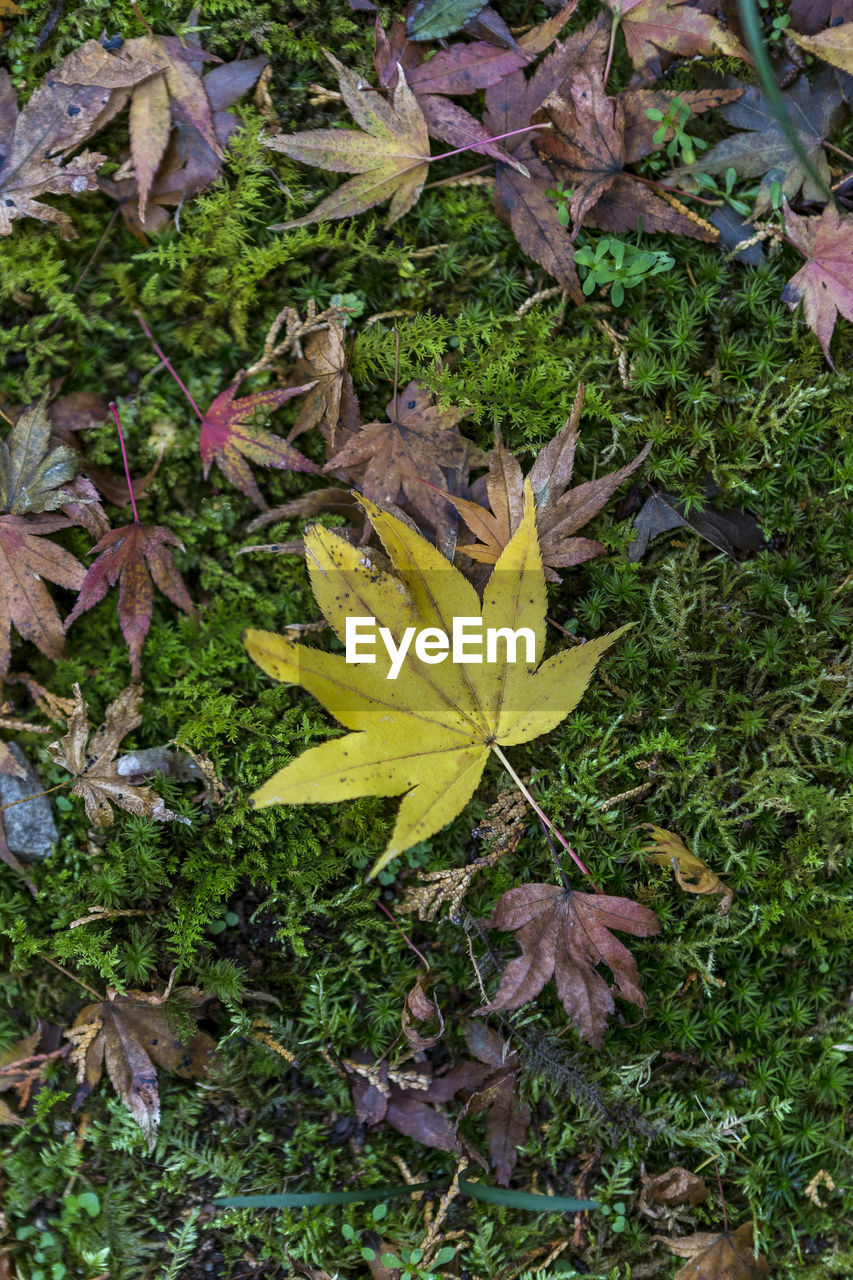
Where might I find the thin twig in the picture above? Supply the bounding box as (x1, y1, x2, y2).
(43, 957, 104, 1002)
(109, 403, 140, 525)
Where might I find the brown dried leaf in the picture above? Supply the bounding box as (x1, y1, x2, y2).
(640, 824, 733, 912)
(639, 1165, 709, 1218)
(442, 385, 649, 580)
(601, 0, 749, 80)
(47, 684, 189, 828)
(656, 1221, 769, 1280)
(0, 392, 79, 515)
(401, 973, 445, 1050)
(66, 987, 216, 1150)
(324, 380, 480, 530)
(0, 514, 86, 673)
(478, 881, 660, 1046)
(288, 321, 353, 443)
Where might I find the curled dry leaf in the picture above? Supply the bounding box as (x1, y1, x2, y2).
(0, 1029, 41, 1124)
(639, 824, 733, 913)
(600, 0, 749, 80)
(655, 1221, 769, 1280)
(477, 881, 660, 1046)
(47, 684, 190, 828)
(639, 1165, 709, 1218)
(268, 53, 431, 229)
(245, 484, 628, 878)
(402, 973, 445, 1049)
(66, 986, 217, 1151)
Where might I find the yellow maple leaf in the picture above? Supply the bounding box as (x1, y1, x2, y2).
(245, 483, 628, 878)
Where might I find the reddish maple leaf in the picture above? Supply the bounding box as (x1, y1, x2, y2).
(601, 0, 749, 80)
(781, 202, 853, 364)
(199, 382, 319, 507)
(65, 523, 195, 681)
(478, 882, 660, 1046)
(0, 514, 85, 672)
(373, 3, 578, 171)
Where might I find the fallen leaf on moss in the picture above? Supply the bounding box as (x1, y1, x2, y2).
(0, 1029, 41, 1124)
(655, 1221, 769, 1280)
(66, 987, 216, 1150)
(639, 1165, 709, 1217)
(48, 684, 189, 828)
(781, 201, 853, 363)
(268, 53, 431, 229)
(477, 881, 660, 1046)
(245, 483, 628, 878)
(441, 384, 649, 580)
(199, 381, 319, 507)
(64, 522, 196, 681)
(789, 21, 853, 75)
(601, 0, 749, 80)
(639, 824, 733, 912)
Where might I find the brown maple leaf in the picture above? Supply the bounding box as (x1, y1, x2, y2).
(66, 986, 217, 1150)
(781, 202, 853, 364)
(656, 1221, 769, 1280)
(47, 684, 189, 828)
(64, 522, 195, 681)
(324, 379, 483, 530)
(639, 1166, 709, 1218)
(789, 21, 853, 76)
(482, 16, 612, 296)
(440, 384, 650, 581)
(268, 53, 431, 229)
(287, 320, 357, 446)
(601, 0, 749, 80)
(199, 381, 319, 508)
(532, 58, 729, 240)
(372, 4, 579, 171)
(477, 881, 660, 1046)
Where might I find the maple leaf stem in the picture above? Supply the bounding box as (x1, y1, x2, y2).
(713, 1160, 729, 1233)
(424, 164, 493, 191)
(134, 310, 205, 422)
(43, 955, 105, 1002)
(109, 403, 140, 525)
(392, 327, 400, 420)
(824, 139, 853, 168)
(376, 898, 430, 971)
(491, 744, 590, 878)
(603, 10, 620, 89)
(0, 779, 71, 811)
(130, 0, 155, 36)
(430, 123, 552, 164)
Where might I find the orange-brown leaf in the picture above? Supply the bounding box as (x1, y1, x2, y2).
(657, 1221, 769, 1280)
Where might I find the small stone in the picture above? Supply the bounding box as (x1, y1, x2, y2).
(0, 744, 57, 862)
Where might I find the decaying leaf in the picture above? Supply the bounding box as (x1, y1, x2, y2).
(199, 381, 319, 507)
(602, 0, 749, 80)
(0, 513, 86, 674)
(627, 486, 764, 562)
(0, 1029, 41, 1124)
(639, 824, 733, 913)
(268, 53, 431, 229)
(462, 1020, 531, 1186)
(288, 320, 354, 443)
(48, 684, 190, 828)
(789, 21, 853, 76)
(0, 392, 78, 514)
(401, 973, 445, 1050)
(639, 1165, 709, 1218)
(477, 881, 660, 1046)
(655, 1221, 769, 1280)
(441, 385, 650, 580)
(66, 987, 216, 1150)
(64, 522, 196, 681)
(788, 0, 852, 36)
(325, 380, 482, 531)
(245, 484, 629, 878)
(781, 201, 853, 363)
(673, 73, 840, 216)
(345, 1050, 484, 1153)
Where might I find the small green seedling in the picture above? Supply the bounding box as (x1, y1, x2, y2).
(15, 1193, 102, 1280)
(343, 1205, 457, 1278)
(599, 1200, 628, 1233)
(573, 238, 675, 306)
(208, 908, 239, 935)
(545, 181, 573, 227)
(646, 96, 707, 166)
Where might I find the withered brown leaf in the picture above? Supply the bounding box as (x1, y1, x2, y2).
(324, 380, 483, 530)
(639, 1165, 709, 1218)
(67, 986, 216, 1150)
(639, 824, 733, 913)
(441, 384, 650, 580)
(478, 881, 660, 1046)
(462, 1020, 531, 1186)
(48, 684, 189, 828)
(656, 1221, 769, 1280)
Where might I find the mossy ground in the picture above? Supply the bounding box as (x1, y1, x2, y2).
(1, 1, 852, 1277)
